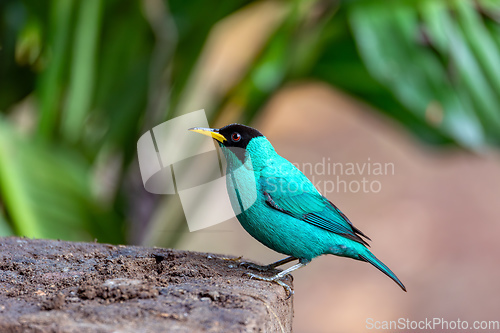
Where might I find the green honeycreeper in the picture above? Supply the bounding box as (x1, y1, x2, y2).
(189, 124, 406, 296)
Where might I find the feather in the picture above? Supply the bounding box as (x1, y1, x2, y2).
(260, 159, 370, 246)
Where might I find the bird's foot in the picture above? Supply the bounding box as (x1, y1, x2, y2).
(239, 261, 275, 272)
(217, 255, 243, 262)
(245, 272, 294, 299)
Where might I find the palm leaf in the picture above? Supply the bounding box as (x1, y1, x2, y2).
(347, 0, 500, 148)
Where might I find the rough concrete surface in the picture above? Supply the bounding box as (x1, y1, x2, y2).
(0, 237, 293, 332)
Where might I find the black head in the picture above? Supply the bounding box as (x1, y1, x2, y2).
(217, 123, 264, 149)
(189, 123, 263, 149)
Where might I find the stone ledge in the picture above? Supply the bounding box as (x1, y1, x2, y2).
(0, 237, 293, 332)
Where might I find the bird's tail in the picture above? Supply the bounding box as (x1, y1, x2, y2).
(359, 252, 406, 292)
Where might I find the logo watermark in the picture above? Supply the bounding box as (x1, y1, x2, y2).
(137, 109, 256, 232)
(366, 317, 500, 331)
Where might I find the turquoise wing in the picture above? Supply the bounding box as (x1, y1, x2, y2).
(260, 159, 370, 246)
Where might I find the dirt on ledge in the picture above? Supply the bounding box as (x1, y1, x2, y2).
(0, 237, 293, 332)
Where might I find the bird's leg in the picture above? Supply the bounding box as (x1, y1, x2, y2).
(246, 261, 306, 282)
(239, 256, 298, 272)
(245, 259, 309, 298)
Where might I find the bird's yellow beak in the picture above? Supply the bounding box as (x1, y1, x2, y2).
(188, 127, 226, 143)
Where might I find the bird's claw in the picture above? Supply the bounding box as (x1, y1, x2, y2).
(218, 255, 243, 262)
(244, 272, 274, 281)
(244, 272, 294, 299)
(239, 261, 271, 272)
(275, 279, 294, 299)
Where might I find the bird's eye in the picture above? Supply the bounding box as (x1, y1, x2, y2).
(231, 132, 241, 142)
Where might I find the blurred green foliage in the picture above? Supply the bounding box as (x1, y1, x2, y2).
(0, 0, 499, 245)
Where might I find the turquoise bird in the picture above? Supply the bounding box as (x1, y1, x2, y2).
(189, 124, 406, 296)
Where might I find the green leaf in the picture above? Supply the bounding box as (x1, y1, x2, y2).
(61, 0, 103, 143)
(0, 118, 122, 242)
(37, 0, 76, 139)
(0, 210, 14, 237)
(347, 0, 500, 148)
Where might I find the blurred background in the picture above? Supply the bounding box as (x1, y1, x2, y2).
(1, 0, 500, 331)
